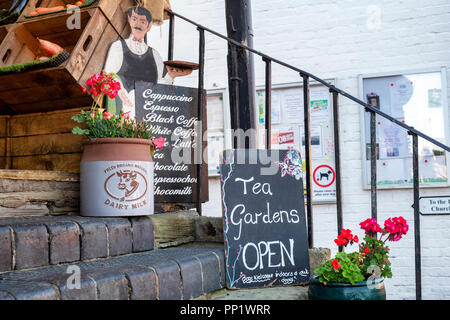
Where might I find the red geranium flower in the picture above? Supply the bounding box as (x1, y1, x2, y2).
(153, 137, 166, 150)
(360, 218, 381, 235)
(121, 111, 131, 120)
(330, 259, 341, 270)
(383, 216, 408, 241)
(334, 229, 359, 248)
(86, 72, 121, 100)
(103, 111, 114, 120)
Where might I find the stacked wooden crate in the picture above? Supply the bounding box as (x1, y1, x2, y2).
(1, 0, 26, 25)
(0, 0, 134, 217)
(0, 0, 133, 114)
(0, 0, 22, 44)
(0, 107, 85, 171)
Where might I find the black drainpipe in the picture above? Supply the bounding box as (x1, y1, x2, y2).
(225, 0, 256, 148)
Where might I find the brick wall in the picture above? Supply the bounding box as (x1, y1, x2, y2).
(149, 0, 450, 299)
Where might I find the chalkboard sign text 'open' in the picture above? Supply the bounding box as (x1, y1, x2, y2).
(220, 149, 310, 289)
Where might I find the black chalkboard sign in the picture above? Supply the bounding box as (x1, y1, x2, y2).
(135, 82, 208, 203)
(220, 149, 310, 289)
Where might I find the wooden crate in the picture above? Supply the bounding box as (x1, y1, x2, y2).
(18, 0, 129, 24)
(0, 169, 80, 217)
(0, 114, 8, 168)
(0, 106, 87, 217)
(0, 0, 30, 28)
(0, 107, 194, 217)
(0, 0, 21, 27)
(0, 1, 15, 42)
(0, 0, 11, 10)
(0, 1, 132, 115)
(0, 25, 8, 43)
(0, 107, 88, 171)
(19, 0, 88, 21)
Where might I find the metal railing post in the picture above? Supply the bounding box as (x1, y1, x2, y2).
(168, 13, 175, 60)
(409, 131, 422, 300)
(263, 57, 272, 149)
(196, 27, 205, 216)
(331, 90, 343, 251)
(229, 44, 240, 148)
(301, 73, 313, 249)
(366, 107, 378, 220)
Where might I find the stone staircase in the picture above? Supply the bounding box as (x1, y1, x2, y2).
(0, 212, 225, 300)
(0, 245, 224, 300)
(0, 213, 329, 300)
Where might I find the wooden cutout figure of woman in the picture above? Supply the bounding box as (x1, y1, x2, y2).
(104, 6, 189, 118)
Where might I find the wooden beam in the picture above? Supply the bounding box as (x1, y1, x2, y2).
(0, 169, 79, 181)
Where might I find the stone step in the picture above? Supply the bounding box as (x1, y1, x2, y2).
(0, 215, 155, 272)
(0, 245, 225, 300)
(0, 211, 225, 273)
(199, 285, 310, 300)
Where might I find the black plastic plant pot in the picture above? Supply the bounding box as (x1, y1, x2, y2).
(308, 274, 386, 300)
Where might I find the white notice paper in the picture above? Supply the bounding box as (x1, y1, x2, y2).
(271, 91, 281, 124)
(378, 118, 409, 159)
(299, 125, 323, 159)
(282, 90, 304, 123)
(389, 78, 413, 118)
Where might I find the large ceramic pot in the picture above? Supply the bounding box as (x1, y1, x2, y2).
(80, 138, 154, 217)
(308, 275, 386, 300)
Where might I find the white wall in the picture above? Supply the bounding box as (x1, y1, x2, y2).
(147, 0, 450, 300)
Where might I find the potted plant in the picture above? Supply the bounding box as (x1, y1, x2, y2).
(309, 216, 409, 300)
(72, 71, 165, 217)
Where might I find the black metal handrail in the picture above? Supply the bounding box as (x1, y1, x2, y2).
(165, 9, 450, 300)
(166, 10, 449, 152)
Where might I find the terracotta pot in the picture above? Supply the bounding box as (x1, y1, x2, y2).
(308, 274, 386, 300)
(80, 138, 154, 217)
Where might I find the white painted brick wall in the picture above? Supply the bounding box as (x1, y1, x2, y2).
(148, 0, 450, 299)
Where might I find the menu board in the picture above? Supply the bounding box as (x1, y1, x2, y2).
(135, 82, 208, 203)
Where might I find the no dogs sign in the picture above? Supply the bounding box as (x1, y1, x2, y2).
(313, 165, 335, 187)
(312, 164, 336, 202)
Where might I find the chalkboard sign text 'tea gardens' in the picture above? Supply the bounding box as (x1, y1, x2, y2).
(220, 149, 310, 289)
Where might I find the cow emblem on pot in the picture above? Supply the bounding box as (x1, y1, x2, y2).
(104, 169, 148, 202)
(117, 170, 139, 201)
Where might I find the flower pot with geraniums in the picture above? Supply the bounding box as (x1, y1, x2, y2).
(309, 216, 409, 300)
(72, 71, 165, 217)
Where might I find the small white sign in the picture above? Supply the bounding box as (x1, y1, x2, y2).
(419, 196, 450, 215)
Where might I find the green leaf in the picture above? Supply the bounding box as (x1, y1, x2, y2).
(72, 127, 89, 136)
(71, 114, 85, 123)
